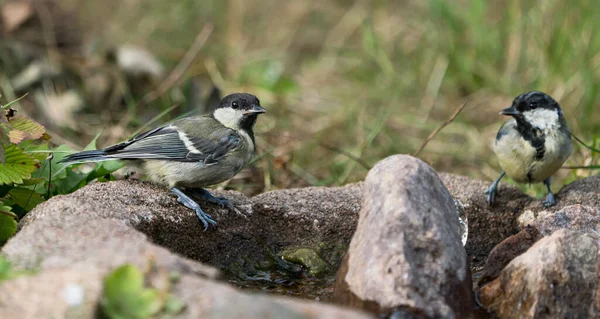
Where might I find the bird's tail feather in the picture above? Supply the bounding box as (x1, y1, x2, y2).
(58, 150, 111, 164)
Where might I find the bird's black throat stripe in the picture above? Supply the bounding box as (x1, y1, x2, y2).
(514, 115, 546, 161)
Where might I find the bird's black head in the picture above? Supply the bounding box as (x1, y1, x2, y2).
(213, 93, 266, 133)
(218, 93, 263, 113)
(500, 91, 562, 117)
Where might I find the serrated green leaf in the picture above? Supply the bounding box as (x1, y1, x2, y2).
(19, 139, 50, 161)
(7, 116, 45, 143)
(8, 129, 26, 144)
(0, 212, 17, 244)
(102, 264, 163, 319)
(0, 144, 38, 185)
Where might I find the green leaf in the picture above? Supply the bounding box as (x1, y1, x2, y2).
(86, 161, 125, 183)
(0, 144, 38, 185)
(38, 144, 77, 181)
(19, 139, 50, 161)
(163, 294, 186, 315)
(0, 209, 17, 244)
(18, 177, 45, 186)
(83, 133, 102, 151)
(102, 264, 163, 319)
(7, 187, 44, 211)
(0, 256, 16, 281)
(7, 116, 45, 143)
(53, 169, 88, 194)
(0, 254, 35, 281)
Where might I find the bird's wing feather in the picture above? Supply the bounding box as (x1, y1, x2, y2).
(104, 117, 240, 163)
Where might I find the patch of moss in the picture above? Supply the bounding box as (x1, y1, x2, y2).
(281, 248, 329, 277)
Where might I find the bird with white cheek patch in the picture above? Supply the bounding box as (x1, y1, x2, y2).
(59, 93, 266, 229)
(486, 91, 572, 208)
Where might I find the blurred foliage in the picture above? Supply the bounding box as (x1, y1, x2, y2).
(100, 263, 185, 319)
(0, 255, 33, 282)
(0, 0, 598, 201)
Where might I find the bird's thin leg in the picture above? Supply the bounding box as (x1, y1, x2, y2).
(485, 171, 506, 206)
(170, 187, 216, 230)
(543, 177, 557, 208)
(187, 188, 247, 218)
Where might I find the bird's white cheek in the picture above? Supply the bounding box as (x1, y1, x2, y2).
(214, 108, 244, 129)
(524, 109, 560, 131)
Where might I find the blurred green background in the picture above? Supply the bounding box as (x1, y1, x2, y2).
(1, 0, 598, 197)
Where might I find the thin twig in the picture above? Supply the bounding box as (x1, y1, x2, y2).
(413, 100, 469, 157)
(571, 133, 600, 153)
(128, 104, 179, 139)
(561, 165, 600, 170)
(137, 24, 214, 109)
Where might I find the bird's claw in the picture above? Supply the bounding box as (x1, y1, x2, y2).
(191, 206, 216, 231)
(213, 196, 234, 209)
(171, 187, 216, 231)
(485, 186, 496, 206)
(486, 171, 505, 208)
(543, 192, 557, 208)
(188, 188, 248, 219)
(213, 196, 248, 219)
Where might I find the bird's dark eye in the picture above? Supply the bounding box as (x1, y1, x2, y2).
(529, 102, 538, 109)
(232, 101, 239, 109)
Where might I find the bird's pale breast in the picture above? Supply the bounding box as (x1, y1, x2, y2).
(494, 120, 571, 183)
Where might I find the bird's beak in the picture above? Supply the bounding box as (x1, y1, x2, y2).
(244, 105, 266, 115)
(499, 106, 520, 116)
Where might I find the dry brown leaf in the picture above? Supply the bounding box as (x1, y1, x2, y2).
(7, 129, 26, 144)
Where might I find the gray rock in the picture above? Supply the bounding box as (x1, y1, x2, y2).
(476, 225, 541, 287)
(0, 267, 373, 319)
(333, 155, 473, 318)
(439, 174, 600, 271)
(439, 173, 528, 268)
(478, 229, 600, 318)
(3, 216, 218, 278)
(519, 204, 600, 236)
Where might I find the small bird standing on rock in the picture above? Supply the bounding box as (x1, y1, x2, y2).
(59, 93, 266, 229)
(486, 91, 572, 208)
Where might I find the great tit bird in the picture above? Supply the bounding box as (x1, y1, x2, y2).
(486, 91, 572, 208)
(59, 93, 266, 229)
